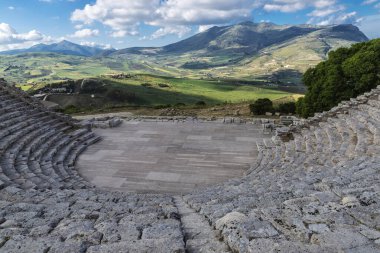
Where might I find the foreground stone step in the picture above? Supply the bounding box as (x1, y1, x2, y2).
(174, 196, 231, 253)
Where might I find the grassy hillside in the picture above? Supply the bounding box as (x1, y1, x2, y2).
(42, 75, 300, 110)
(107, 75, 300, 104)
(0, 23, 367, 89)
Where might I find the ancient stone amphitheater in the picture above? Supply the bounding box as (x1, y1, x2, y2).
(0, 79, 379, 253)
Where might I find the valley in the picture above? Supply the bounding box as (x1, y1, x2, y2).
(0, 22, 368, 111)
(39, 75, 300, 114)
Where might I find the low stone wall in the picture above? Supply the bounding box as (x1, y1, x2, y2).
(124, 115, 274, 125)
(83, 116, 123, 129)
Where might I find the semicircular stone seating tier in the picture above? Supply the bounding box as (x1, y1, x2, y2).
(0, 79, 379, 253)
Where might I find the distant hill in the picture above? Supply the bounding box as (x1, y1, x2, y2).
(0, 22, 370, 86)
(0, 23, 368, 59)
(0, 40, 114, 57)
(105, 22, 369, 83)
(111, 22, 368, 56)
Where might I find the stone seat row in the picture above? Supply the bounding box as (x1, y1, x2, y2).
(182, 88, 380, 252)
(0, 185, 186, 253)
(0, 122, 100, 189)
(0, 85, 101, 190)
(184, 155, 380, 252)
(0, 81, 191, 252)
(1, 81, 380, 252)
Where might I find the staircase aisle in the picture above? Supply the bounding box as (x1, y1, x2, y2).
(174, 196, 231, 253)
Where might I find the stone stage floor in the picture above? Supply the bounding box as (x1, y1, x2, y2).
(77, 120, 268, 194)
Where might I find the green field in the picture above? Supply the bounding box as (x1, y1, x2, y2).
(0, 53, 303, 109)
(0, 53, 117, 85)
(102, 75, 300, 105)
(42, 74, 301, 111)
(0, 49, 309, 88)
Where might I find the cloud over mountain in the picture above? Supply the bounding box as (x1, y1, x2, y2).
(0, 23, 52, 51)
(70, 0, 364, 40)
(69, 29, 100, 38)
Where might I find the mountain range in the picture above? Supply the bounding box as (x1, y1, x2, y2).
(0, 22, 368, 58)
(0, 40, 115, 57)
(0, 22, 369, 85)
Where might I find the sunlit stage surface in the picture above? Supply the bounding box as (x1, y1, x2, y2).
(77, 120, 268, 194)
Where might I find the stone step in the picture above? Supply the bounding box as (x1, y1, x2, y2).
(174, 196, 231, 253)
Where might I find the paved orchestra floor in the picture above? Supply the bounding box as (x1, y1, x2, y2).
(77, 120, 268, 194)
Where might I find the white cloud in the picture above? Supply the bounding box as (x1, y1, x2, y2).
(74, 24, 83, 30)
(308, 5, 345, 18)
(314, 0, 337, 9)
(71, 0, 257, 39)
(358, 15, 380, 38)
(69, 28, 99, 38)
(0, 24, 41, 44)
(264, 3, 305, 12)
(71, 0, 357, 38)
(69, 0, 368, 40)
(80, 41, 112, 49)
(263, 0, 337, 13)
(151, 0, 256, 26)
(362, 0, 377, 5)
(0, 23, 53, 51)
(71, 0, 158, 37)
(312, 11, 359, 26)
(110, 29, 139, 38)
(151, 26, 191, 39)
(304, 1, 361, 26)
(199, 25, 216, 33)
(8, 6, 15, 10)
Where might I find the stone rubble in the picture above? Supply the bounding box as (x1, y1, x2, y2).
(0, 79, 380, 252)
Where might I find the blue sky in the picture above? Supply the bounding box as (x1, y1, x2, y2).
(0, 0, 379, 51)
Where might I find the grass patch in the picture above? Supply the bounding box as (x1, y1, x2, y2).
(101, 74, 298, 105)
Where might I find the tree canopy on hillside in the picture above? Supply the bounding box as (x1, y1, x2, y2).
(249, 98, 273, 115)
(296, 39, 380, 118)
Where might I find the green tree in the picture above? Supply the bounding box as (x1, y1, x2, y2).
(249, 98, 274, 115)
(297, 39, 380, 118)
(278, 102, 296, 114)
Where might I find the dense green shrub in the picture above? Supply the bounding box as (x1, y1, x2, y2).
(277, 102, 296, 114)
(249, 98, 274, 115)
(295, 97, 305, 116)
(297, 39, 380, 118)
